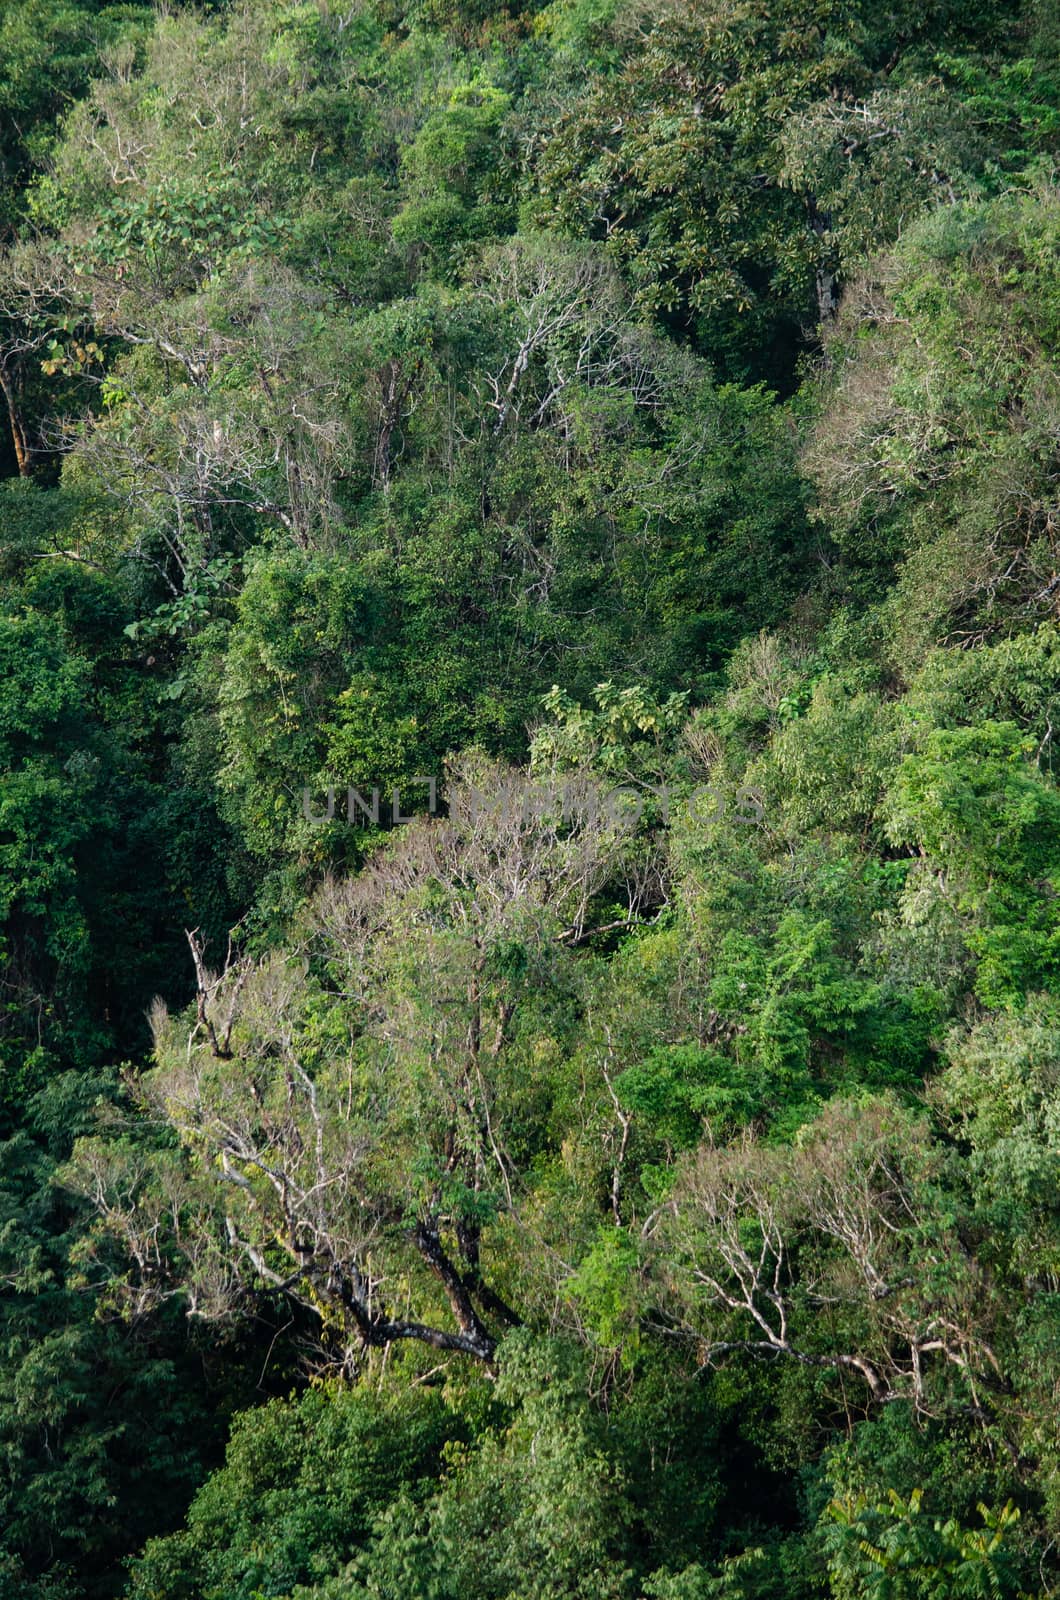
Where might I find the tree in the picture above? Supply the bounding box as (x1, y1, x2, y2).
(530, 0, 1015, 381)
(65, 757, 638, 1369)
(658, 1097, 1002, 1415)
(804, 193, 1060, 657)
(823, 1491, 1029, 1600)
(883, 721, 1060, 1007)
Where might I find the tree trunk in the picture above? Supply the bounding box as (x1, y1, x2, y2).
(0, 360, 30, 476)
(806, 194, 839, 326)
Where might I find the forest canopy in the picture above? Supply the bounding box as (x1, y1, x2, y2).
(3, 0, 1060, 1596)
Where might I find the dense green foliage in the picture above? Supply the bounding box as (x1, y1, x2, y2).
(3, 0, 1060, 1594)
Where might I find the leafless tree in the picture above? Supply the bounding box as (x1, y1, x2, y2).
(470, 237, 666, 441)
(656, 1097, 1003, 1415)
(65, 758, 639, 1371)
